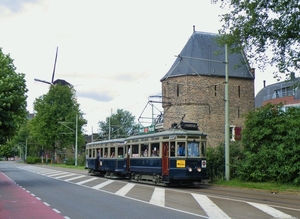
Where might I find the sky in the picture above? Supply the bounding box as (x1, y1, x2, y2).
(0, 0, 278, 135)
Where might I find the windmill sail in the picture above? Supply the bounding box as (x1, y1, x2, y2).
(34, 46, 72, 87)
(51, 47, 58, 84)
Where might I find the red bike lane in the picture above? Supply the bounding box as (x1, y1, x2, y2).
(0, 172, 65, 219)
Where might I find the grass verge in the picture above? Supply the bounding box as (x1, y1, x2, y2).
(214, 178, 300, 194)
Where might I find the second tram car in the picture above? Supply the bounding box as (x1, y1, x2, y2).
(86, 122, 207, 186)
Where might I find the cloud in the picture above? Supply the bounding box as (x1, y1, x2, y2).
(0, 0, 39, 13)
(77, 90, 115, 102)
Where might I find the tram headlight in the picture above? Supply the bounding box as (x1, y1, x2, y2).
(187, 167, 192, 172)
(196, 166, 202, 172)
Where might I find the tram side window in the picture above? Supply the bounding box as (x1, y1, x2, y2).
(151, 143, 159, 157)
(201, 142, 206, 157)
(132, 144, 139, 157)
(110, 147, 115, 158)
(141, 144, 149, 157)
(104, 147, 108, 158)
(118, 147, 123, 158)
(187, 142, 200, 157)
(170, 142, 175, 157)
(89, 149, 92, 158)
(92, 149, 96, 158)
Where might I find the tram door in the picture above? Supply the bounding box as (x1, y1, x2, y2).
(162, 142, 169, 175)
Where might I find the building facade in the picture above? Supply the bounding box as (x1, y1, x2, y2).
(255, 76, 300, 110)
(160, 29, 255, 147)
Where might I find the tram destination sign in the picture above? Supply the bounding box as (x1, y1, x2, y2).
(139, 125, 155, 135)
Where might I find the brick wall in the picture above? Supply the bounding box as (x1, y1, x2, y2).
(162, 75, 255, 147)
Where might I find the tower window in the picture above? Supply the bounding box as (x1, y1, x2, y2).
(214, 85, 217, 96)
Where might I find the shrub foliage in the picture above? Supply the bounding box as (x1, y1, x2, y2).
(207, 103, 300, 185)
(239, 103, 300, 185)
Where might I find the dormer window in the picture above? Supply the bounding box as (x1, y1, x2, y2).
(272, 86, 294, 99)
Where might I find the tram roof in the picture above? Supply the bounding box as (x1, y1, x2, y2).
(86, 138, 126, 146)
(126, 129, 207, 141)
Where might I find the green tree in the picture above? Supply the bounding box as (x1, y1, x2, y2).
(0, 143, 15, 159)
(218, 0, 300, 79)
(240, 103, 300, 185)
(98, 109, 138, 139)
(30, 84, 87, 162)
(0, 48, 28, 144)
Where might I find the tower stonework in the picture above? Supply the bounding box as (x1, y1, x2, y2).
(160, 31, 255, 147)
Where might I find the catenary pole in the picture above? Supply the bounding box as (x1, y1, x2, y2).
(75, 114, 78, 166)
(225, 44, 230, 180)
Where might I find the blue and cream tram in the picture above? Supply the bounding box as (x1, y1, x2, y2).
(86, 138, 126, 178)
(85, 122, 207, 186)
(126, 122, 207, 185)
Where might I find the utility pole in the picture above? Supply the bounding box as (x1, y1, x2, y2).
(25, 138, 27, 162)
(59, 115, 78, 166)
(225, 44, 230, 181)
(75, 114, 78, 166)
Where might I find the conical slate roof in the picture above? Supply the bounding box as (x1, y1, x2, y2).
(161, 31, 254, 81)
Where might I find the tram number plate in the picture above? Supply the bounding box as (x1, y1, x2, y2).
(176, 160, 186, 168)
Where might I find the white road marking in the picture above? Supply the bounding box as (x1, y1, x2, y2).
(76, 177, 97, 185)
(47, 172, 68, 177)
(115, 183, 135, 196)
(149, 188, 165, 206)
(192, 193, 231, 219)
(53, 209, 61, 213)
(247, 202, 297, 219)
(55, 173, 76, 179)
(40, 171, 60, 175)
(92, 180, 114, 190)
(64, 175, 85, 181)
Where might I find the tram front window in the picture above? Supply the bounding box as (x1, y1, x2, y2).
(187, 141, 200, 157)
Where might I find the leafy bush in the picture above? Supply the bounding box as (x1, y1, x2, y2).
(26, 156, 35, 164)
(239, 103, 300, 185)
(26, 156, 48, 164)
(65, 156, 75, 165)
(206, 141, 244, 182)
(77, 155, 85, 166)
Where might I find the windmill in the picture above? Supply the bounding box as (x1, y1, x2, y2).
(34, 47, 72, 86)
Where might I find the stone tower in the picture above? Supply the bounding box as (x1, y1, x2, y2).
(160, 30, 255, 147)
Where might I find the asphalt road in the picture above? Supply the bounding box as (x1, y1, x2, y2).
(1, 161, 299, 219)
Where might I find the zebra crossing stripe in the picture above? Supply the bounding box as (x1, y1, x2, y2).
(40, 171, 59, 175)
(47, 172, 68, 177)
(92, 180, 114, 190)
(150, 188, 165, 206)
(55, 173, 76, 179)
(192, 193, 231, 219)
(64, 175, 85, 181)
(76, 177, 97, 185)
(115, 183, 135, 196)
(247, 202, 296, 219)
